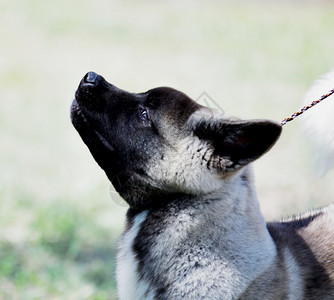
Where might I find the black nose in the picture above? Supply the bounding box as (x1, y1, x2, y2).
(84, 71, 99, 84)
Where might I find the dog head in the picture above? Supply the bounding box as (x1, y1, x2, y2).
(71, 72, 281, 208)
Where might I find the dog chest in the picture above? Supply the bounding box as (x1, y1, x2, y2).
(115, 202, 277, 299)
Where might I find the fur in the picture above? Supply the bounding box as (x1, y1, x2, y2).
(302, 70, 334, 174)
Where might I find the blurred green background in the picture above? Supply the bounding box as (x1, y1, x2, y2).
(1, 0, 334, 298)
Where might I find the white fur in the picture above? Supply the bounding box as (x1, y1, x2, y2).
(302, 70, 334, 174)
(148, 135, 224, 194)
(116, 210, 155, 300)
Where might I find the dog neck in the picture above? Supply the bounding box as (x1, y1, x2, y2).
(127, 166, 266, 227)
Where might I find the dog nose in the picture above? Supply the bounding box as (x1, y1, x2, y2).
(84, 72, 99, 84)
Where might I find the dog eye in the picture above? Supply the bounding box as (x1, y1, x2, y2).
(139, 108, 150, 122)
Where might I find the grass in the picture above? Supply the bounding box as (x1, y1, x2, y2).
(1, 0, 334, 298)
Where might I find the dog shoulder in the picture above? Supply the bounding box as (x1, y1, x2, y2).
(267, 205, 334, 297)
(296, 205, 334, 279)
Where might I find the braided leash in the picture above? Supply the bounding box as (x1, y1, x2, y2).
(281, 88, 334, 126)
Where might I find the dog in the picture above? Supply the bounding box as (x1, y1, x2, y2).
(71, 72, 334, 299)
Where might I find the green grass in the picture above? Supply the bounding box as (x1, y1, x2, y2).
(1, 0, 334, 298)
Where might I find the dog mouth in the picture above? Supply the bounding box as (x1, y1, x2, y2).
(71, 98, 115, 152)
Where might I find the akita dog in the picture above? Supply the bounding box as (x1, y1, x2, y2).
(71, 72, 334, 299)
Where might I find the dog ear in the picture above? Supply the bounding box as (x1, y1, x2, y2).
(193, 117, 282, 171)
